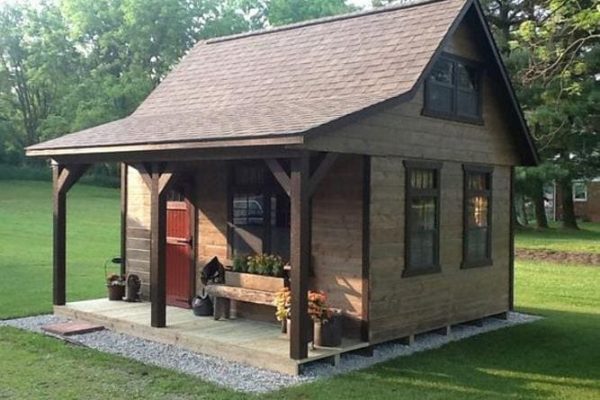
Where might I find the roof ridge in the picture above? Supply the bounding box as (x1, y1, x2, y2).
(206, 0, 445, 45)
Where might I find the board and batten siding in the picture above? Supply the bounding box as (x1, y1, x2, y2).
(125, 166, 151, 298)
(369, 159, 510, 343)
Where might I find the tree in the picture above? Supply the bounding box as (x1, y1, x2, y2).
(0, 2, 79, 151)
(513, 0, 600, 229)
(268, 0, 357, 26)
(482, 0, 600, 230)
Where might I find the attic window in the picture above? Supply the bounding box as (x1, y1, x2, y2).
(424, 54, 483, 123)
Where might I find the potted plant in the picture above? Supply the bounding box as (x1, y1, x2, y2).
(309, 291, 342, 347)
(106, 274, 126, 301)
(225, 254, 286, 292)
(274, 287, 291, 333)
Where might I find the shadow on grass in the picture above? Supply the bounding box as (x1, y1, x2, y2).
(276, 309, 600, 400)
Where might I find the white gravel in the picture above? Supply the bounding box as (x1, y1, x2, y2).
(0, 312, 540, 393)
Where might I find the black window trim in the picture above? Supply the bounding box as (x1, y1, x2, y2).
(423, 52, 485, 125)
(462, 164, 494, 269)
(403, 160, 442, 278)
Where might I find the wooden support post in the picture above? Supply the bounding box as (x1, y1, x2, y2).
(289, 154, 310, 360)
(120, 163, 127, 276)
(52, 163, 90, 306)
(509, 166, 515, 311)
(148, 163, 175, 328)
(53, 164, 67, 306)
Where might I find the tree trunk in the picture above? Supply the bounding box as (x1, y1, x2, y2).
(559, 179, 579, 230)
(513, 201, 524, 228)
(533, 188, 549, 229)
(520, 195, 529, 226)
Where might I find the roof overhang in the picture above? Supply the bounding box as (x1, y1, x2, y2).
(26, 135, 305, 163)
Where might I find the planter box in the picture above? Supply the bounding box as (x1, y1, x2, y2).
(314, 315, 342, 347)
(224, 271, 285, 292)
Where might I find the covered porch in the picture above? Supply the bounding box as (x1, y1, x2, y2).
(55, 298, 369, 375)
(46, 145, 369, 366)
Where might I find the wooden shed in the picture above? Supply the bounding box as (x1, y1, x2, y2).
(27, 0, 538, 372)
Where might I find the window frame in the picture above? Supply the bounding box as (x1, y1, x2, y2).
(403, 160, 443, 278)
(423, 53, 484, 125)
(462, 164, 494, 269)
(227, 161, 289, 260)
(572, 181, 588, 202)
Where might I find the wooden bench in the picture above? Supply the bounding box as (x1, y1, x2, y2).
(204, 284, 277, 320)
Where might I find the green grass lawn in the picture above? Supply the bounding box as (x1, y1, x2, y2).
(1, 180, 599, 399)
(515, 222, 600, 254)
(0, 180, 120, 318)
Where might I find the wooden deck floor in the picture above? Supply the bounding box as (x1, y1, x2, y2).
(55, 299, 368, 375)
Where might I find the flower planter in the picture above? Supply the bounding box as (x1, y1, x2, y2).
(314, 315, 342, 347)
(225, 271, 285, 292)
(107, 284, 125, 301)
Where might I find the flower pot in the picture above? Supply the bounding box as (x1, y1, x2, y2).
(225, 271, 285, 292)
(286, 318, 314, 342)
(314, 315, 342, 347)
(107, 284, 125, 301)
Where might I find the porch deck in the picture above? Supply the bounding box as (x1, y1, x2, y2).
(54, 299, 369, 375)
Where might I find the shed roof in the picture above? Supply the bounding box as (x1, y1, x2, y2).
(28, 0, 470, 152)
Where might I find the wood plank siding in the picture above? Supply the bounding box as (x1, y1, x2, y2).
(310, 155, 364, 337)
(125, 166, 151, 298)
(303, 23, 520, 167)
(368, 159, 510, 343)
(303, 20, 516, 343)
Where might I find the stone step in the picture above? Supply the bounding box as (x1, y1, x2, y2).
(41, 321, 105, 336)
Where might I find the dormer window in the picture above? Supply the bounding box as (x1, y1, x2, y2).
(424, 54, 483, 123)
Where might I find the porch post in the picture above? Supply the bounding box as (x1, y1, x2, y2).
(150, 164, 167, 327)
(289, 154, 310, 360)
(52, 162, 90, 306)
(146, 163, 176, 328)
(120, 162, 127, 276)
(53, 163, 67, 306)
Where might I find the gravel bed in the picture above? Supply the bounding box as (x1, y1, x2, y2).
(0, 312, 540, 393)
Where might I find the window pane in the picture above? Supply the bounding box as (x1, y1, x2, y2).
(457, 91, 478, 118)
(232, 194, 264, 256)
(573, 182, 587, 201)
(468, 195, 488, 228)
(411, 198, 436, 230)
(270, 194, 290, 260)
(410, 169, 436, 189)
(467, 172, 488, 191)
(427, 84, 453, 114)
(234, 165, 264, 186)
(457, 63, 478, 91)
(430, 59, 453, 84)
(409, 230, 435, 268)
(467, 227, 488, 261)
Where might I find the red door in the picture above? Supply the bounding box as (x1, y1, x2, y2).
(166, 200, 193, 308)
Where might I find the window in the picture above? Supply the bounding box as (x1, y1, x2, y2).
(573, 182, 588, 202)
(404, 161, 442, 276)
(463, 165, 493, 268)
(230, 163, 290, 260)
(424, 54, 482, 123)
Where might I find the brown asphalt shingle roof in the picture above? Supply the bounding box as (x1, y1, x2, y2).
(28, 0, 469, 152)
